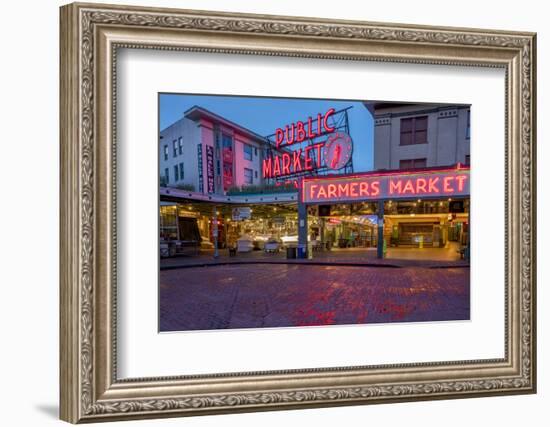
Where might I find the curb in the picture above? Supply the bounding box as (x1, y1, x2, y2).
(160, 260, 470, 271)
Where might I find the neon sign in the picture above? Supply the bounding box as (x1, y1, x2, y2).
(262, 143, 324, 178)
(323, 132, 353, 170)
(274, 108, 335, 148)
(263, 108, 353, 179)
(302, 167, 470, 203)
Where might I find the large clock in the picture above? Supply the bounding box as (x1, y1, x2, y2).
(323, 132, 353, 171)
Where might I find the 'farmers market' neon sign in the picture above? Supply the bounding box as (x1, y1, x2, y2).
(302, 167, 470, 203)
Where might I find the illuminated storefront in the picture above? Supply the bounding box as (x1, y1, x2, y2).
(159, 103, 470, 260)
(160, 159, 470, 260)
(299, 165, 470, 258)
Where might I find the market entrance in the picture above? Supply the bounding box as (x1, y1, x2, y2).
(307, 202, 378, 251)
(160, 199, 300, 258)
(299, 165, 471, 260)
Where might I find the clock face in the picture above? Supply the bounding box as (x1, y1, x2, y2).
(323, 132, 353, 171)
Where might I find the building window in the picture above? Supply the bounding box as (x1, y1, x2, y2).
(400, 116, 428, 145)
(222, 134, 233, 150)
(174, 165, 179, 181)
(179, 162, 184, 179)
(465, 155, 470, 166)
(243, 144, 253, 161)
(244, 168, 253, 184)
(254, 170, 258, 178)
(399, 158, 427, 169)
(223, 164, 232, 185)
(466, 110, 471, 139)
(163, 145, 168, 161)
(254, 147, 258, 156)
(172, 140, 177, 157)
(178, 137, 183, 155)
(215, 128, 221, 149)
(164, 167, 169, 184)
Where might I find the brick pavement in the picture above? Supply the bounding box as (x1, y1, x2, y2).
(160, 264, 470, 331)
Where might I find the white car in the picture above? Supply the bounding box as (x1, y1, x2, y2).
(264, 238, 281, 253)
(237, 235, 254, 252)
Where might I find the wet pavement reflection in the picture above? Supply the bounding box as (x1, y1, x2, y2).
(159, 264, 470, 331)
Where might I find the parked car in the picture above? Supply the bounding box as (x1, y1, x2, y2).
(237, 235, 254, 252)
(264, 237, 281, 253)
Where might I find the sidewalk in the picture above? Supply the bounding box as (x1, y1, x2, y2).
(160, 243, 469, 270)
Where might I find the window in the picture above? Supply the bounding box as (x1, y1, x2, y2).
(466, 110, 471, 139)
(254, 170, 258, 178)
(400, 116, 428, 145)
(222, 134, 233, 150)
(399, 158, 427, 169)
(214, 127, 221, 149)
(179, 162, 184, 179)
(172, 140, 177, 157)
(223, 164, 233, 184)
(178, 137, 183, 155)
(254, 147, 258, 156)
(174, 165, 179, 181)
(465, 155, 470, 166)
(164, 167, 169, 184)
(244, 168, 253, 184)
(243, 144, 253, 161)
(163, 145, 168, 161)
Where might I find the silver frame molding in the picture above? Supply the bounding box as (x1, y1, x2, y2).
(60, 2, 537, 423)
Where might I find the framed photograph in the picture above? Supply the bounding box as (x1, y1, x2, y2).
(60, 2, 537, 423)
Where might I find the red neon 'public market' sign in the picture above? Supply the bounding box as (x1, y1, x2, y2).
(263, 108, 352, 179)
(302, 167, 470, 203)
(275, 108, 335, 148)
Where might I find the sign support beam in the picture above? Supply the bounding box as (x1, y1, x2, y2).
(298, 196, 308, 253)
(377, 200, 384, 259)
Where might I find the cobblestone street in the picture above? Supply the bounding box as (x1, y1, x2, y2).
(160, 264, 470, 331)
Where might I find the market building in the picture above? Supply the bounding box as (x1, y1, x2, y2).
(299, 164, 470, 258)
(365, 102, 470, 169)
(159, 102, 470, 260)
(363, 102, 471, 257)
(159, 106, 267, 194)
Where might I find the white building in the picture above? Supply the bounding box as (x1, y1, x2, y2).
(160, 106, 268, 194)
(365, 103, 470, 170)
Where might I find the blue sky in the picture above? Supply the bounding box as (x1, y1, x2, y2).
(159, 93, 374, 172)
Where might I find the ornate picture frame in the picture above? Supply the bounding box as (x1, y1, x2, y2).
(60, 2, 536, 423)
